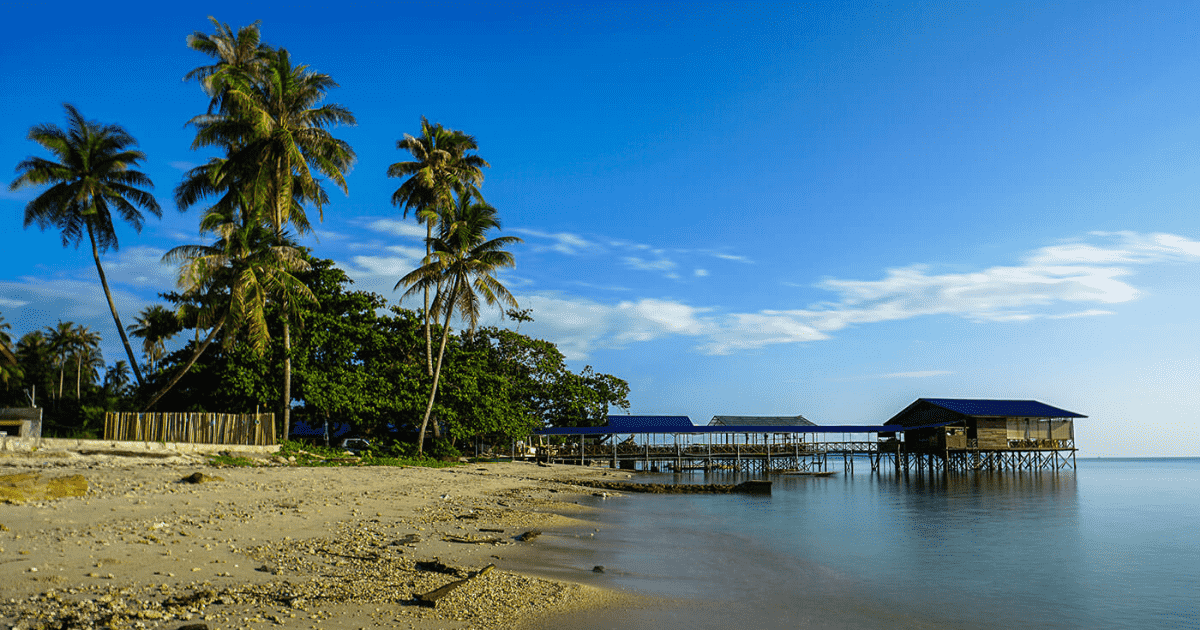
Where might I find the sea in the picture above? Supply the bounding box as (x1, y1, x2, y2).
(517, 458, 1200, 630)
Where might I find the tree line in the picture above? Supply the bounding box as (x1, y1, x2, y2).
(3, 18, 628, 454)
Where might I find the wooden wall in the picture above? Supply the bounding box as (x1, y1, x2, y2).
(104, 412, 276, 445)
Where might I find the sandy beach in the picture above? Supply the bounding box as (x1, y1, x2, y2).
(0, 447, 655, 629)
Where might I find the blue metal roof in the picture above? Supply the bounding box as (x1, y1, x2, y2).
(534, 423, 939, 436)
(920, 398, 1085, 419)
(606, 415, 694, 430)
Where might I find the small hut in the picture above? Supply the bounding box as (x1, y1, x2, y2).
(883, 398, 1085, 470)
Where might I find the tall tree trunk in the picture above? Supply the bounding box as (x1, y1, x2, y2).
(417, 279, 458, 456)
(423, 219, 442, 440)
(142, 317, 226, 411)
(423, 221, 434, 377)
(282, 317, 292, 443)
(89, 226, 145, 386)
(57, 363, 64, 399)
(75, 356, 81, 398)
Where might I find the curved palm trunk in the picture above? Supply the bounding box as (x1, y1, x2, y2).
(417, 279, 458, 455)
(282, 318, 292, 442)
(423, 219, 442, 440)
(75, 358, 81, 398)
(142, 317, 226, 411)
(89, 226, 146, 387)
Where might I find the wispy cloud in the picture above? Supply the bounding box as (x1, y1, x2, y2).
(881, 370, 952, 379)
(510, 231, 1200, 358)
(622, 256, 676, 273)
(511, 229, 597, 255)
(364, 218, 427, 239)
(168, 161, 198, 172)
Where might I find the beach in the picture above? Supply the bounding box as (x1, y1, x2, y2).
(0, 448, 652, 629)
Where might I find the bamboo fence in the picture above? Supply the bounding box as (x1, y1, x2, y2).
(103, 412, 277, 445)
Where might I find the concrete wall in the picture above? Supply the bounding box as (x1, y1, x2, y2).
(0, 407, 42, 438)
(0, 435, 280, 455)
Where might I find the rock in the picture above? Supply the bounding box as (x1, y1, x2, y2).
(0, 472, 88, 503)
(179, 472, 223, 484)
(516, 530, 540, 542)
(592, 566, 605, 573)
(176, 624, 210, 630)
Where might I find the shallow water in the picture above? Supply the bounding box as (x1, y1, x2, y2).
(519, 458, 1200, 630)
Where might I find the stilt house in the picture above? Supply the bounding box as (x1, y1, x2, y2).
(883, 400, 1089, 453)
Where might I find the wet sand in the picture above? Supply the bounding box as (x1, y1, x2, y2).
(0, 449, 659, 629)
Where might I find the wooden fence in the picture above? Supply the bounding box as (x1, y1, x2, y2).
(104, 412, 277, 445)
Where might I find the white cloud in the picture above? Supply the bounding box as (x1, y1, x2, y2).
(711, 252, 753, 263)
(502, 231, 1200, 358)
(511, 229, 597, 255)
(694, 269, 709, 277)
(169, 161, 199, 172)
(365, 218, 427, 239)
(102, 246, 176, 288)
(623, 256, 676, 273)
(881, 370, 952, 379)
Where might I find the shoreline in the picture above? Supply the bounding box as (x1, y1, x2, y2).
(0, 449, 662, 629)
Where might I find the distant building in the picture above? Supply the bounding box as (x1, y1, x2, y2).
(883, 398, 1085, 469)
(708, 415, 816, 427)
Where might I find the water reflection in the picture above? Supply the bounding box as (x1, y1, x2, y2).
(522, 460, 1199, 630)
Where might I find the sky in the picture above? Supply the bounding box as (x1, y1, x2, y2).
(2, 1, 1199, 456)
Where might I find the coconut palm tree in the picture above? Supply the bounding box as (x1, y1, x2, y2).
(183, 38, 354, 437)
(388, 118, 489, 378)
(104, 361, 132, 397)
(127, 305, 181, 373)
(69, 324, 102, 398)
(10, 105, 161, 387)
(147, 204, 314, 412)
(396, 188, 520, 454)
(0, 313, 19, 389)
(185, 17, 270, 115)
(45, 321, 75, 399)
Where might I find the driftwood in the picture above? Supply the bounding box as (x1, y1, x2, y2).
(415, 559, 459, 576)
(415, 564, 495, 608)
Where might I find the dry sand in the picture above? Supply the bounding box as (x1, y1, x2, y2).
(0, 449, 660, 629)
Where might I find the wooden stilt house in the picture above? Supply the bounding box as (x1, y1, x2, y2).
(883, 398, 1085, 471)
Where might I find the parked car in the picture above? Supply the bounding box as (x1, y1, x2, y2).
(339, 438, 371, 455)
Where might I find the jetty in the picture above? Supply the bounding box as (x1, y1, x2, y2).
(531, 399, 1083, 473)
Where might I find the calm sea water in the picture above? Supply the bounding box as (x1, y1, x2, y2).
(519, 458, 1200, 630)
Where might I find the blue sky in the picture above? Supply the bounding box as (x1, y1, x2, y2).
(3, 1, 1199, 455)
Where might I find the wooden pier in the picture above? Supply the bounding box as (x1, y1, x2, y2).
(532, 399, 1084, 475)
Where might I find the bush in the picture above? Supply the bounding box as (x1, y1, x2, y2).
(428, 438, 461, 462)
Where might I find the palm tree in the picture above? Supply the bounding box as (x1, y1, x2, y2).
(127, 305, 181, 373)
(10, 104, 161, 387)
(68, 324, 102, 398)
(46, 321, 74, 399)
(396, 188, 521, 454)
(184, 17, 270, 114)
(184, 35, 354, 438)
(104, 361, 132, 397)
(147, 205, 315, 412)
(388, 118, 489, 379)
(0, 313, 19, 389)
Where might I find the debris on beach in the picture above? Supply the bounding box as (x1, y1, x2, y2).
(415, 563, 495, 608)
(179, 472, 223, 484)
